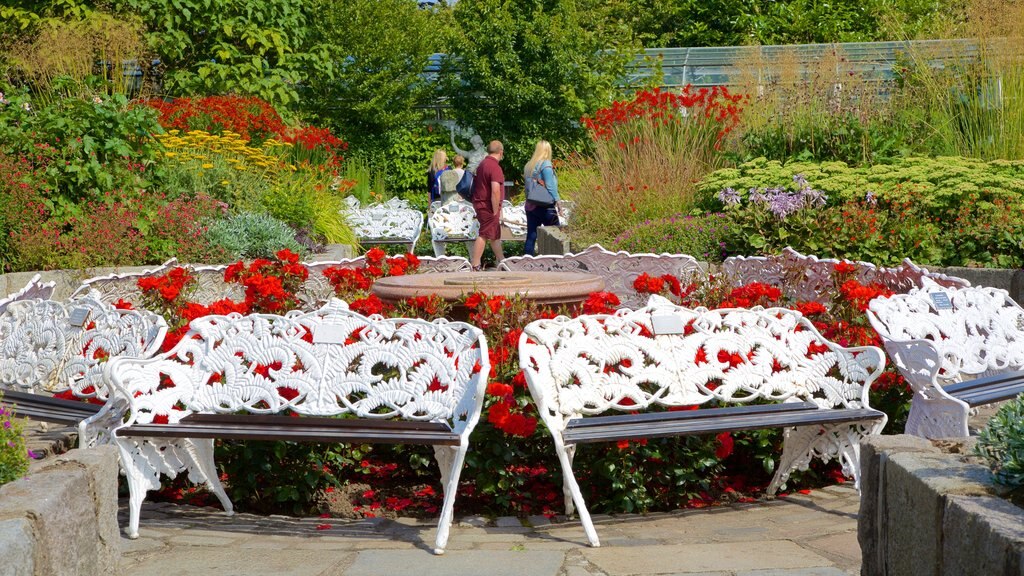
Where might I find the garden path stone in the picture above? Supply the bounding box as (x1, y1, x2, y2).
(117, 485, 862, 575)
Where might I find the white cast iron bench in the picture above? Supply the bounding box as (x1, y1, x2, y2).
(106, 299, 489, 554)
(721, 247, 969, 304)
(520, 295, 887, 547)
(342, 197, 425, 253)
(0, 293, 167, 447)
(867, 279, 1024, 439)
(427, 200, 479, 257)
(500, 244, 706, 309)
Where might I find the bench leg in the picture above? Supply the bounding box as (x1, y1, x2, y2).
(432, 241, 447, 257)
(554, 436, 600, 547)
(115, 438, 171, 539)
(768, 422, 882, 496)
(561, 443, 577, 517)
(432, 443, 469, 555)
(905, 393, 971, 439)
(186, 438, 234, 516)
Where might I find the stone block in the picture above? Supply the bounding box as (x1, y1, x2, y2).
(858, 434, 940, 576)
(0, 468, 99, 575)
(52, 446, 121, 574)
(0, 517, 35, 576)
(880, 451, 1004, 576)
(941, 495, 1024, 576)
(537, 226, 570, 255)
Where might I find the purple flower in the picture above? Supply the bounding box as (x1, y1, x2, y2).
(717, 187, 741, 206)
(3, 421, 10, 429)
(865, 190, 877, 206)
(27, 450, 38, 459)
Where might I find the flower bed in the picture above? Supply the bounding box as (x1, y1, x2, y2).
(82, 248, 914, 520)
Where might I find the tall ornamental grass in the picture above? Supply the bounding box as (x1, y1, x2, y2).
(567, 86, 746, 246)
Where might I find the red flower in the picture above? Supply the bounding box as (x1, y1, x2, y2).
(365, 248, 386, 266)
(833, 262, 858, 275)
(112, 299, 134, 310)
(795, 301, 828, 317)
(633, 273, 665, 294)
(715, 431, 734, 459)
(350, 295, 388, 316)
(583, 291, 620, 314)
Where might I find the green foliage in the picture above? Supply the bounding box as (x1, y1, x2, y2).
(0, 88, 162, 205)
(439, 0, 639, 167)
(612, 213, 731, 262)
(697, 156, 1024, 222)
(613, 0, 959, 48)
(365, 125, 449, 203)
(114, 0, 327, 107)
(303, 0, 440, 152)
(0, 399, 31, 486)
(204, 212, 304, 260)
(215, 440, 358, 515)
(738, 112, 916, 166)
(975, 395, 1024, 489)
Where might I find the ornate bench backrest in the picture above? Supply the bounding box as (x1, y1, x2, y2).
(109, 300, 488, 431)
(722, 247, 969, 303)
(0, 274, 56, 314)
(428, 200, 479, 241)
(867, 280, 1024, 382)
(0, 295, 167, 398)
(342, 197, 424, 245)
(70, 259, 179, 304)
(521, 296, 884, 431)
(500, 245, 706, 310)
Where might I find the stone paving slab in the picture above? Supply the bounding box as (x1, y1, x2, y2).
(581, 541, 834, 575)
(118, 485, 862, 576)
(126, 548, 353, 576)
(342, 550, 564, 576)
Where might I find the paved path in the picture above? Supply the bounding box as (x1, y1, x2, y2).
(118, 484, 862, 576)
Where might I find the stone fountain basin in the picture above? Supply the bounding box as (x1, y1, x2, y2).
(372, 271, 605, 309)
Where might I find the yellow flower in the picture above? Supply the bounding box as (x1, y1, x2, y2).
(164, 152, 177, 158)
(202, 163, 214, 169)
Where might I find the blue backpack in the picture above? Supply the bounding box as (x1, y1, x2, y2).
(456, 170, 474, 201)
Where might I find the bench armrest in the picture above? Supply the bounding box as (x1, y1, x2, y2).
(105, 355, 199, 426)
(878, 337, 951, 401)
(832, 344, 887, 409)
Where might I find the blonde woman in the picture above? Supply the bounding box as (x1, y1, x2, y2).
(427, 149, 449, 203)
(523, 140, 560, 255)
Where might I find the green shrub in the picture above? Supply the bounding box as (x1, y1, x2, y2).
(698, 157, 1024, 267)
(612, 213, 731, 262)
(204, 212, 305, 260)
(0, 398, 32, 486)
(697, 156, 1024, 220)
(975, 395, 1024, 489)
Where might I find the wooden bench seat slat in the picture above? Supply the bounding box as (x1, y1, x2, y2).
(952, 383, 1024, 407)
(0, 390, 103, 414)
(1, 402, 97, 424)
(182, 412, 450, 431)
(117, 422, 461, 445)
(942, 371, 1024, 395)
(565, 401, 819, 429)
(563, 408, 885, 444)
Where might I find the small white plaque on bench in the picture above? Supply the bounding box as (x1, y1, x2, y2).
(651, 314, 685, 336)
(68, 308, 91, 328)
(313, 324, 348, 345)
(929, 292, 954, 311)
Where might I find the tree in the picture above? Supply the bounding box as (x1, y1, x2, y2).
(438, 0, 638, 168)
(303, 0, 441, 152)
(114, 0, 328, 107)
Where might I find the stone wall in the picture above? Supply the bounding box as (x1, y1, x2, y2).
(0, 446, 121, 576)
(858, 434, 1024, 576)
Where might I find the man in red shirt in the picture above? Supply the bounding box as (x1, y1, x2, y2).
(470, 140, 506, 269)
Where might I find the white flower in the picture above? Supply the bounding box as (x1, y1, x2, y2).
(22, 102, 31, 111)
(93, 97, 103, 104)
